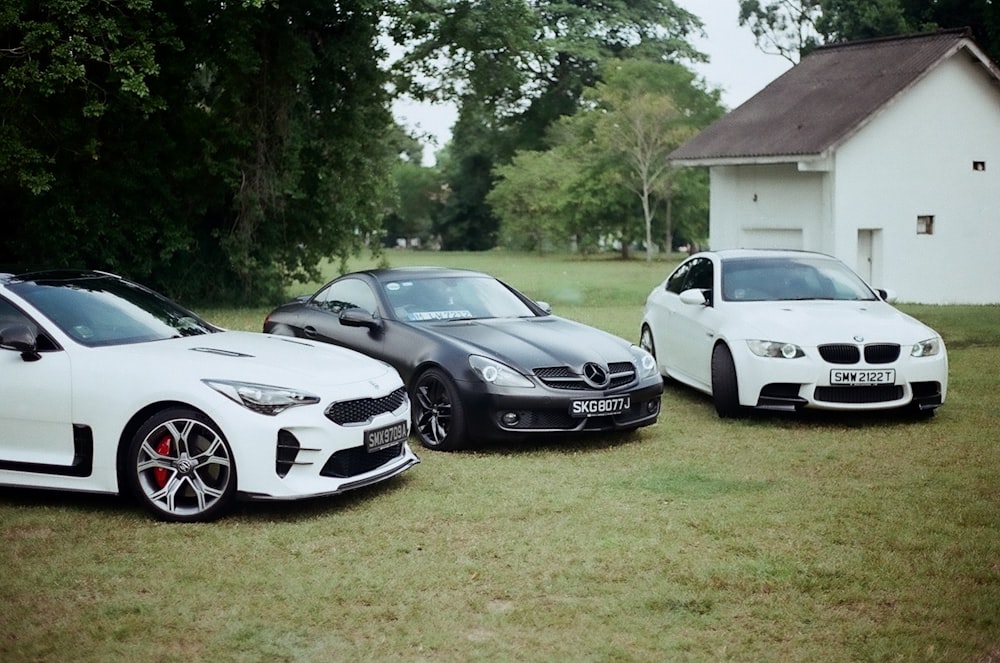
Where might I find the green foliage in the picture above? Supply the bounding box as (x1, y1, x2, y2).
(489, 60, 723, 257)
(395, 0, 708, 251)
(738, 0, 824, 62)
(487, 148, 576, 252)
(0, 0, 395, 304)
(738, 0, 1000, 64)
(384, 160, 445, 248)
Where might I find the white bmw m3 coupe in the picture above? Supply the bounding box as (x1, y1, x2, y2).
(640, 250, 947, 418)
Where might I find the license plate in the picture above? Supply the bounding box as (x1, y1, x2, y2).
(364, 420, 409, 452)
(570, 396, 631, 418)
(829, 369, 896, 385)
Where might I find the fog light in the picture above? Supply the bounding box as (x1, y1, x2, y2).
(501, 412, 520, 426)
(646, 400, 659, 414)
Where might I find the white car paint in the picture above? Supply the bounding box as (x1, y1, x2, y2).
(641, 249, 948, 416)
(0, 272, 418, 521)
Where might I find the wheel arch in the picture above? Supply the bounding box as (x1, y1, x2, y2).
(115, 401, 217, 490)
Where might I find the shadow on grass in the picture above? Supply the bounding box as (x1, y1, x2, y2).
(661, 378, 941, 430)
(0, 485, 137, 519)
(0, 469, 420, 524)
(456, 425, 649, 457)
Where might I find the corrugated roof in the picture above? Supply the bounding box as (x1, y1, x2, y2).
(670, 29, 997, 165)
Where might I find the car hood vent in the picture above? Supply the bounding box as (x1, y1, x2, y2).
(190, 347, 254, 358)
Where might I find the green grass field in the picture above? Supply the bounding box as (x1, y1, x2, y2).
(2, 250, 998, 662)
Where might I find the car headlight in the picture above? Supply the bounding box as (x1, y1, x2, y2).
(469, 355, 534, 388)
(203, 379, 321, 415)
(746, 340, 805, 359)
(911, 337, 941, 357)
(631, 345, 658, 378)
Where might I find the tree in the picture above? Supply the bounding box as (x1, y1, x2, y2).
(385, 160, 445, 248)
(1, 0, 396, 304)
(738, 0, 824, 62)
(490, 59, 722, 257)
(588, 61, 700, 261)
(737, 0, 1000, 65)
(390, 0, 707, 250)
(487, 146, 577, 252)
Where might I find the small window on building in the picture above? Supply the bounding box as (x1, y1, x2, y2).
(973, 161, 985, 171)
(917, 215, 934, 235)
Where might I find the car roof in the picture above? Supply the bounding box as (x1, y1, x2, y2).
(356, 266, 494, 283)
(1, 269, 121, 285)
(707, 249, 839, 262)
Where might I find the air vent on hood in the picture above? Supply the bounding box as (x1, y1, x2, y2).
(191, 347, 254, 358)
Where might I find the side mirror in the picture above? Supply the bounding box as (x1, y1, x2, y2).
(535, 300, 552, 314)
(0, 324, 41, 362)
(339, 308, 382, 331)
(679, 288, 709, 306)
(877, 288, 897, 303)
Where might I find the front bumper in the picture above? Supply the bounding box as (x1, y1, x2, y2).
(732, 344, 948, 413)
(219, 393, 419, 501)
(457, 377, 665, 441)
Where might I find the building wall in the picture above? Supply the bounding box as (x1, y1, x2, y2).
(708, 164, 827, 251)
(709, 50, 1000, 304)
(832, 53, 1000, 303)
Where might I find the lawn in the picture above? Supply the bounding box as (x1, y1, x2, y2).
(2, 250, 998, 662)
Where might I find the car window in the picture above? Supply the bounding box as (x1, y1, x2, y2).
(0, 297, 58, 351)
(665, 261, 692, 294)
(383, 276, 535, 322)
(721, 257, 878, 302)
(311, 278, 378, 315)
(686, 259, 714, 291)
(7, 275, 216, 347)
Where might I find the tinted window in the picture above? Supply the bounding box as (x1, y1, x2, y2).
(665, 258, 712, 294)
(686, 259, 714, 291)
(0, 297, 58, 351)
(721, 256, 878, 302)
(312, 279, 378, 315)
(665, 261, 692, 294)
(383, 276, 535, 322)
(8, 275, 216, 347)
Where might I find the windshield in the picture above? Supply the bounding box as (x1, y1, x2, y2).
(9, 274, 217, 347)
(383, 275, 538, 322)
(721, 256, 878, 302)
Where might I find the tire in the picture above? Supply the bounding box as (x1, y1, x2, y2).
(410, 368, 467, 451)
(639, 324, 656, 360)
(126, 407, 237, 522)
(711, 343, 742, 418)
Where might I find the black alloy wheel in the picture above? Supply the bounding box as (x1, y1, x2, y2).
(411, 368, 467, 451)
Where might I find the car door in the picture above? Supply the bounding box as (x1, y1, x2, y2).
(297, 278, 385, 359)
(647, 260, 691, 374)
(0, 298, 76, 471)
(665, 257, 722, 389)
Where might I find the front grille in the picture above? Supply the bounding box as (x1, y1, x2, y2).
(814, 385, 904, 403)
(533, 362, 636, 391)
(325, 387, 407, 425)
(864, 344, 900, 364)
(819, 344, 860, 364)
(320, 443, 404, 478)
(819, 343, 901, 365)
(504, 410, 578, 429)
(500, 398, 654, 430)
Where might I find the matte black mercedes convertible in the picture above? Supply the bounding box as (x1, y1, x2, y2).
(263, 267, 664, 450)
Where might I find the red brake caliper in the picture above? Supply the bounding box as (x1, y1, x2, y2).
(153, 434, 172, 489)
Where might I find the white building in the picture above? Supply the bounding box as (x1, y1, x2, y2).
(670, 29, 1000, 304)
